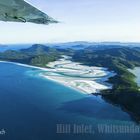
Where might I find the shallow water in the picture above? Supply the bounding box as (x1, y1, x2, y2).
(44, 56, 116, 94)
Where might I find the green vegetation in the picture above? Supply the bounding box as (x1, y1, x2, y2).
(0, 44, 61, 67)
(72, 47, 140, 122)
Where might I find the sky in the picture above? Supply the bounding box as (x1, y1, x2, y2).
(0, 0, 140, 44)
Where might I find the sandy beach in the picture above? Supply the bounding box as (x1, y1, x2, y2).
(0, 56, 116, 94)
(40, 55, 116, 94)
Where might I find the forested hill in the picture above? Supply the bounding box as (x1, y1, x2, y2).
(0, 44, 61, 67)
(72, 47, 140, 122)
(73, 47, 140, 70)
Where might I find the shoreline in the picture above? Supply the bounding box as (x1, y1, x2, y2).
(40, 74, 115, 94)
(0, 60, 49, 71)
(40, 56, 116, 94)
(0, 59, 116, 94)
(39, 73, 90, 94)
(39, 73, 113, 94)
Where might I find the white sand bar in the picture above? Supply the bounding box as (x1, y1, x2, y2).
(40, 55, 116, 94)
(0, 56, 116, 94)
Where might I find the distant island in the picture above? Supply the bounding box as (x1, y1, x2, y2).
(0, 43, 140, 122)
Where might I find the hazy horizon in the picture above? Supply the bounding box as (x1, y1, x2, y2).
(1, 41, 140, 46)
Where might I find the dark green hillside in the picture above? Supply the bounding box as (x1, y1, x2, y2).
(72, 47, 140, 122)
(73, 48, 140, 68)
(0, 50, 33, 64)
(20, 44, 56, 55)
(0, 44, 61, 67)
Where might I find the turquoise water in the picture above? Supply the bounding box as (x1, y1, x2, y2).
(129, 67, 140, 86)
(0, 62, 140, 140)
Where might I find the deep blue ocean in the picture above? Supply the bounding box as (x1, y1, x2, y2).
(0, 62, 140, 140)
